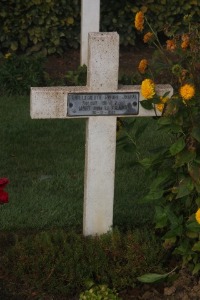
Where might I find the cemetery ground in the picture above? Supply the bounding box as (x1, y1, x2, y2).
(0, 46, 200, 299)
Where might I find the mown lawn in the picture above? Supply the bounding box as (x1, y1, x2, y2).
(0, 95, 173, 298)
(0, 95, 171, 231)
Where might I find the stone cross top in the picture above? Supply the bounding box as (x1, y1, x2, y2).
(31, 32, 173, 236)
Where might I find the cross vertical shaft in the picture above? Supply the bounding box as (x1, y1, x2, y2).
(83, 33, 119, 235)
(81, 0, 100, 66)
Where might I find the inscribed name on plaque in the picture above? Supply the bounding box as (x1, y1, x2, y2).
(67, 92, 139, 116)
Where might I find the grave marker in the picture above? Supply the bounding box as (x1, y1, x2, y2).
(31, 32, 173, 236)
(81, 0, 100, 65)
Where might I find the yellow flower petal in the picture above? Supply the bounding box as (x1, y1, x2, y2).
(134, 11, 144, 32)
(166, 39, 176, 51)
(138, 59, 148, 74)
(181, 41, 189, 49)
(156, 103, 164, 112)
(195, 208, 200, 224)
(141, 79, 155, 99)
(143, 32, 153, 43)
(179, 84, 195, 101)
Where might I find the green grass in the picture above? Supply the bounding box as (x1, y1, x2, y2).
(0, 95, 173, 298)
(0, 95, 171, 231)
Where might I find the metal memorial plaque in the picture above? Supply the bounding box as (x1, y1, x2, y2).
(67, 92, 139, 116)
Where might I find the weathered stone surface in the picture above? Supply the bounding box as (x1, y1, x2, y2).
(81, 0, 100, 66)
(31, 84, 173, 119)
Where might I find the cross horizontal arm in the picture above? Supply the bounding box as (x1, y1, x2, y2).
(30, 84, 173, 119)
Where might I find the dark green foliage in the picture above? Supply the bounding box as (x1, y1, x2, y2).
(118, 72, 140, 85)
(65, 64, 87, 86)
(0, 54, 46, 95)
(134, 0, 200, 35)
(101, 0, 136, 46)
(0, 0, 199, 55)
(0, 0, 80, 56)
(1, 229, 164, 297)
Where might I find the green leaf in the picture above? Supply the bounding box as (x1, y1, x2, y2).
(162, 91, 171, 98)
(186, 221, 200, 233)
(192, 241, 200, 252)
(139, 157, 154, 169)
(192, 263, 200, 275)
(186, 231, 198, 239)
(188, 162, 200, 185)
(140, 100, 153, 110)
(191, 127, 200, 143)
(137, 268, 177, 283)
(173, 240, 190, 255)
(176, 177, 194, 199)
(195, 157, 200, 164)
(150, 171, 171, 189)
(168, 212, 183, 227)
(170, 137, 185, 155)
(141, 189, 164, 203)
(158, 117, 172, 125)
(195, 197, 200, 206)
(140, 153, 165, 169)
(175, 149, 196, 167)
(137, 273, 168, 283)
(164, 226, 183, 238)
(195, 183, 200, 194)
(155, 206, 169, 228)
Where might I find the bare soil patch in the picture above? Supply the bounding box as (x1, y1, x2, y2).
(45, 45, 154, 80)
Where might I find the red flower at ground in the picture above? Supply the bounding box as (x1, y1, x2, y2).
(0, 178, 9, 204)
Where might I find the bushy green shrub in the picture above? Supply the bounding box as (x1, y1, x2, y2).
(0, 0, 80, 56)
(122, 11, 200, 274)
(101, 0, 136, 46)
(134, 0, 200, 36)
(0, 54, 46, 95)
(0, 0, 199, 55)
(1, 229, 164, 297)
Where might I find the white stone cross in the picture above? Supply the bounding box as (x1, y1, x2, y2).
(31, 32, 173, 236)
(81, 0, 100, 65)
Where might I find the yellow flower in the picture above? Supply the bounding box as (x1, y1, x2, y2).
(138, 59, 148, 74)
(179, 83, 195, 101)
(4, 53, 11, 59)
(143, 32, 153, 43)
(141, 79, 155, 99)
(166, 39, 176, 51)
(195, 208, 200, 224)
(160, 96, 169, 104)
(181, 41, 189, 50)
(156, 103, 164, 112)
(134, 11, 144, 32)
(181, 34, 190, 50)
(155, 96, 169, 112)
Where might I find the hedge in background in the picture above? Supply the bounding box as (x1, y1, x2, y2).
(0, 0, 80, 56)
(0, 0, 199, 56)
